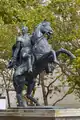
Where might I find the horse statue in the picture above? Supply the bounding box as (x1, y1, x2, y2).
(8, 20, 75, 107)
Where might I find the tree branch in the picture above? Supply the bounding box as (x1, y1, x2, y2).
(52, 87, 74, 106)
(46, 73, 63, 97)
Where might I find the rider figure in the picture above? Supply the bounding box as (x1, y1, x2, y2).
(20, 26, 32, 73)
(9, 26, 33, 73)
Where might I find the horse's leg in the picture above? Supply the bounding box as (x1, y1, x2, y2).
(51, 50, 59, 64)
(56, 48, 76, 59)
(13, 75, 25, 107)
(26, 80, 40, 106)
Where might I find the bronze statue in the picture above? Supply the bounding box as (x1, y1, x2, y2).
(8, 21, 75, 107)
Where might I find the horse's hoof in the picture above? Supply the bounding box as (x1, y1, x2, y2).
(17, 104, 25, 108)
(17, 106, 25, 108)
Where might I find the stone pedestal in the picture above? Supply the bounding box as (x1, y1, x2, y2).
(0, 97, 6, 110)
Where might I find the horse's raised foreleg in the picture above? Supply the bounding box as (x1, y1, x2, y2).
(56, 48, 76, 59)
(51, 50, 59, 64)
(48, 48, 76, 65)
(26, 80, 40, 106)
(13, 75, 25, 107)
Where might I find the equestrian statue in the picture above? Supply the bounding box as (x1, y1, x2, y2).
(8, 20, 76, 107)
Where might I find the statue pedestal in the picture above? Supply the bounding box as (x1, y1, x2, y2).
(0, 97, 6, 110)
(0, 108, 55, 120)
(0, 107, 80, 120)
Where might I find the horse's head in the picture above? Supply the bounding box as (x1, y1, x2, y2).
(40, 20, 53, 36)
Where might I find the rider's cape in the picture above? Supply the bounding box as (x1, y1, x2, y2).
(8, 42, 21, 68)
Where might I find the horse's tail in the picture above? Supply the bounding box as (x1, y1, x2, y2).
(56, 48, 76, 59)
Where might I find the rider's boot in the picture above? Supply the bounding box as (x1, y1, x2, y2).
(28, 67, 33, 73)
(27, 57, 33, 73)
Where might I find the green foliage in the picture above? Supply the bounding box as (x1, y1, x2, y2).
(0, 25, 16, 59)
(48, 0, 80, 49)
(1, 0, 80, 58)
(0, 0, 55, 60)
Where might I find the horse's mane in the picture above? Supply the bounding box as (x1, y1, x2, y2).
(35, 20, 49, 29)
